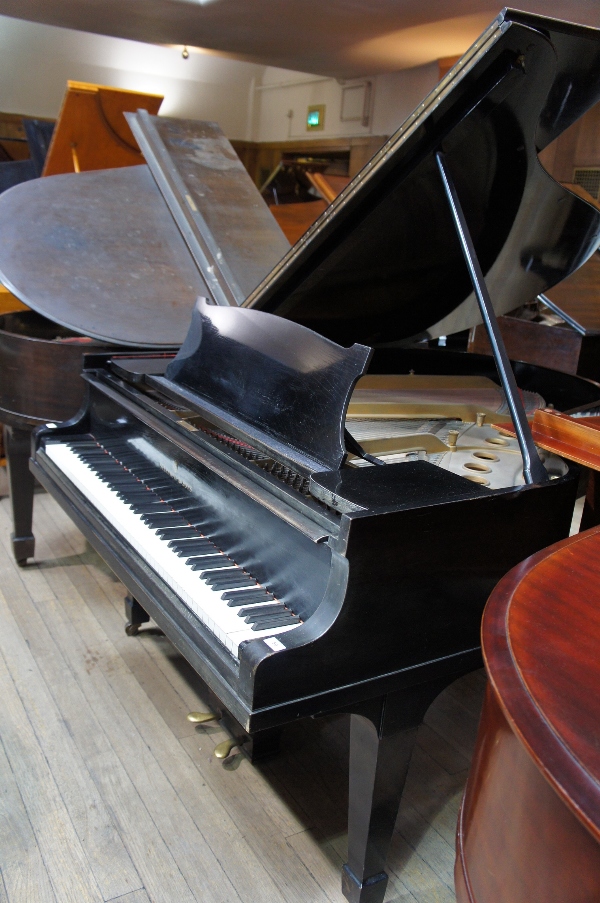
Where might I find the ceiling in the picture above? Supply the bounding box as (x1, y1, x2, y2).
(2, 0, 600, 77)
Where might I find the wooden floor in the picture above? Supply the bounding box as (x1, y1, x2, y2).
(0, 490, 486, 903)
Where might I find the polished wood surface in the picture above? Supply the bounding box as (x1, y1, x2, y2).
(468, 314, 589, 373)
(267, 172, 350, 243)
(269, 199, 327, 243)
(231, 135, 387, 187)
(539, 100, 600, 183)
(545, 250, 600, 333)
(468, 252, 600, 380)
(0, 311, 115, 564)
(0, 284, 27, 315)
(456, 527, 600, 902)
(42, 81, 163, 176)
(0, 311, 114, 425)
(496, 408, 600, 471)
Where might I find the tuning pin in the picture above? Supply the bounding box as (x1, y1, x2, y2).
(187, 711, 221, 725)
(447, 429, 460, 450)
(214, 739, 238, 761)
(476, 412, 486, 427)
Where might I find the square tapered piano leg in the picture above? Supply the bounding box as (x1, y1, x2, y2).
(4, 425, 36, 566)
(342, 681, 449, 903)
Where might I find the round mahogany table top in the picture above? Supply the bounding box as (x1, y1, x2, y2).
(482, 525, 600, 842)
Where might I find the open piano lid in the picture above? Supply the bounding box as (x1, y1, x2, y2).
(243, 9, 600, 347)
(0, 116, 289, 347)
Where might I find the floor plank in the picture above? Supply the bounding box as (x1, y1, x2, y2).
(0, 643, 103, 903)
(0, 493, 486, 903)
(0, 739, 56, 903)
(0, 586, 142, 901)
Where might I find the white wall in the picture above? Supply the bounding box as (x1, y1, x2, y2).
(0, 14, 265, 138)
(251, 62, 439, 142)
(0, 13, 440, 144)
(371, 62, 439, 137)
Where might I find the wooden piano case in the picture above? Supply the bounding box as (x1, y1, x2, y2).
(455, 527, 600, 902)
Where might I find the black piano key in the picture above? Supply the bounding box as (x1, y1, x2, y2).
(223, 590, 275, 606)
(141, 509, 186, 520)
(155, 527, 205, 540)
(250, 615, 299, 630)
(168, 509, 207, 524)
(117, 491, 160, 502)
(128, 502, 166, 514)
(143, 514, 189, 528)
(188, 555, 235, 571)
(140, 482, 177, 493)
(154, 493, 190, 504)
(81, 466, 125, 477)
(170, 541, 217, 556)
(117, 488, 157, 498)
(168, 536, 215, 549)
(204, 571, 256, 589)
(154, 526, 200, 540)
(247, 613, 300, 627)
(238, 604, 286, 618)
(168, 499, 202, 511)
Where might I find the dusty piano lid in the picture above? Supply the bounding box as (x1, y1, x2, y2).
(243, 9, 600, 347)
(0, 116, 289, 347)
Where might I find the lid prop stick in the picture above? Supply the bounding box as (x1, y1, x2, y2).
(436, 150, 547, 485)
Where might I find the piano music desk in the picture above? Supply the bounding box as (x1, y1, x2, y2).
(0, 488, 483, 903)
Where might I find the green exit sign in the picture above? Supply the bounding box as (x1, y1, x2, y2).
(306, 105, 325, 131)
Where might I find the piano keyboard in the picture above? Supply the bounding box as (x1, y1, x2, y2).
(45, 437, 302, 657)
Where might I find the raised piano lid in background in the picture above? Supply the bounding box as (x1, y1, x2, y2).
(41, 80, 163, 176)
(0, 115, 290, 347)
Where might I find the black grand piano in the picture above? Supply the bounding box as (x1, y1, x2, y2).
(8, 10, 600, 903)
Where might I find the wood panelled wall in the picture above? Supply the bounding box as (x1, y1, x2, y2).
(539, 102, 600, 182)
(231, 135, 388, 188)
(0, 112, 32, 162)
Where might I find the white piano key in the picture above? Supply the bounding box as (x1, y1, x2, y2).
(45, 441, 298, 657)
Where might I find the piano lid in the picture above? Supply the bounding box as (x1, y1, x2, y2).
(243, 10, 600, 347)
(0, 116, 289, 347)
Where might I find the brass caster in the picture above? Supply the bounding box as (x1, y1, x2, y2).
(187, 711, 220, 725)
(214, 739, 238, 761)
(125, 622, 139, 636)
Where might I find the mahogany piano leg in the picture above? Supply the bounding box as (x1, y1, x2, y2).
(4, 424, 36, 566)
(124, 594, 150, 635)
(342, 681, 448, 903)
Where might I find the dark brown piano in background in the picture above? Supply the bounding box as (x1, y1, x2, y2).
(455, 526, 600, 902)
(0, 109, 289, 564)
(0, 118, 55, 193)
(468, 189, 600, 382)
(7, 11, 600, 902)
(261, 157, 350, 243)
(0, 82, 167, 563)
